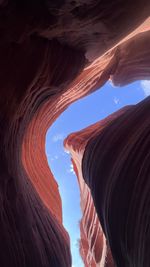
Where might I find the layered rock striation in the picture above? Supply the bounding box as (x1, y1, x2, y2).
(65, 99, 150, 267)
(65, 107, 130, 266)
(0, 1, 150, 267)
(82, 97, 150, 267)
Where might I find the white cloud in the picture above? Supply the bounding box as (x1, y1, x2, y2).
(68, 164, 75, 175)
(52, 133, 64, 142)
(64, 149, 70, 154)
(113, 97, 119, 105)
(47, 155, 58, 161)
(141, 80, 150, 96)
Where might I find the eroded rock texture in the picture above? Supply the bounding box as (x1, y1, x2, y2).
(65, 108, 129, 267)
(82, 97, 150, 267)
(0, 1, 150, 267)
(66, 99, 150, 267)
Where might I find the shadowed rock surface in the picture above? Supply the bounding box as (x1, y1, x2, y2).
(82, 97, 150, 267)
(0, 1, 150, 266)
(65, 107, 129, 267)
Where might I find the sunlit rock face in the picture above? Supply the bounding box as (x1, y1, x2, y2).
(64, 108, 129, 266)
(0, 1, 150, 267)
(65, 142, 106, 267)
(65, 146, 113, 267)
(66, 100, 150, 267)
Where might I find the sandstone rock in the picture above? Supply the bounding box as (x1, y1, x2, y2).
(82, 97, 150, 267)
(0, 1, 150, 266)
(64, 107, 130, 266)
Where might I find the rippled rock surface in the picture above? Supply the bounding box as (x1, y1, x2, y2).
(65, 108, 129, 266)
(0, 1, 150, 266)
(82, 97, 150, 267)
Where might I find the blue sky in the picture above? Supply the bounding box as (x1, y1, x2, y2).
(46, 80, 150, 267)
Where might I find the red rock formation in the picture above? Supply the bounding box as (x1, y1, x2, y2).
(81, 97, 150, 267)
(64, 107, 130, 266)
(0, 1, 150, 267)
(0, 37, 82, 267)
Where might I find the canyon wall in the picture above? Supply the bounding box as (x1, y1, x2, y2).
(0, 1, 150, 266)
(64, 107, 130, 267)
(65, 98, 150, 267)
(81, 97, 150, 267)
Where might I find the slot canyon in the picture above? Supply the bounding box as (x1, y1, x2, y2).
(0, 1, 150, 267)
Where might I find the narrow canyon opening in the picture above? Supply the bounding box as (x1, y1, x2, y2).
(45, 80, 147, 267)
